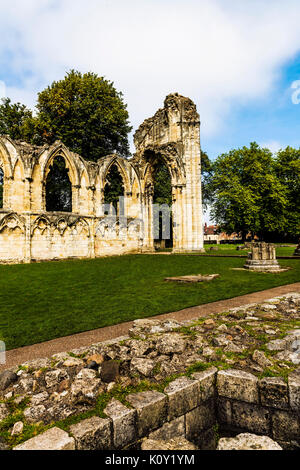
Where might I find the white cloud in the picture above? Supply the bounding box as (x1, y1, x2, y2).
(260, 140, 283, 155)
(1, 0, 300, 146)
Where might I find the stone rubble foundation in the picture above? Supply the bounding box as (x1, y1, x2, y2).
(0, 293, 300, 450)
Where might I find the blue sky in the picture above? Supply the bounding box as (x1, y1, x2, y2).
(1, 0, 300, 163)
(204, 51, 300, 159)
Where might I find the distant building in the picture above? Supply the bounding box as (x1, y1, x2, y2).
(203, 224, 219, 243)
(203, 223, 242, 244)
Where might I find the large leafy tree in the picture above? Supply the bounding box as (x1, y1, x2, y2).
(0, 98, 35, 142)
(34, 70, 132, 160)
(274, 147, 300, 240)
(209, 142, 288, 241)
(201, 150, 213, 209)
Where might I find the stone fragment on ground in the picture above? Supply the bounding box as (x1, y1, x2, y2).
(164, 274, 219, 283)
(217, 433, 282, 450)
(13, 427, 75, 450)
(0, 370, 18, 391)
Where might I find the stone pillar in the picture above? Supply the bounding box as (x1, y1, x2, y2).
(24, 177, 32, 212)
(72, 185, 80, 213)
(24, 214, 32, 263)
(174, 123, 204, 252)
(142, 188, 154, 252)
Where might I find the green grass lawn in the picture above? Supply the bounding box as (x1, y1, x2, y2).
(201, 243, 297, 257)
(1, 254, 300, 350)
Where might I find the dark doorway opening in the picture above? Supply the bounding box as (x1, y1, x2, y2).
(46, 156, 72, 212)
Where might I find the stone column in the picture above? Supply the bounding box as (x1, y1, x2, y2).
(174, 125, 204, 252)
(24, 214, 32, 263)
(72, 185, 80, 213)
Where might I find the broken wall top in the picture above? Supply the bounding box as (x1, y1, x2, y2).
(133, 93, 200, 153)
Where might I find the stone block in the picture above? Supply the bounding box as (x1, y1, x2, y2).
(100, 360, 120, 383)
(288, 372, 300, 410)
(141, 437, 197, 450)
(0, 370, 18, 391)
(156, 334, 186, 355)
(217, 369, 259, 403)
(127, 391, 167, 438)
(217, 398, 232, 425)
(192, 367, 217, 401)
(104, 398, 136, 449)
(271, 410, 300, 441)
(148, 416, 185, 441)
(69, 416, 111, 450)
(24, 405, 46, 424)
(164, 376, 199, 420)
(14, 427, 75, 450)
(197, 427, 217, 450)
(185, 399, 216, 444)
(259, 377, 289, 409)
(217, 433, 282, 450)
(231, 402, 271, 434)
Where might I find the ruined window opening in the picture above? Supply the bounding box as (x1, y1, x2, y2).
(0, 167, 3, 209)
(45, 156, 72, 212)
(152, 159, 173, 249)
(104, 163, 125, 216)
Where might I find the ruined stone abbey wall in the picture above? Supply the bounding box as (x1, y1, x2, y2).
(0, 94, 204, 263)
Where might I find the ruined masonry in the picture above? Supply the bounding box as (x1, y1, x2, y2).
(0, 93, 204, 263)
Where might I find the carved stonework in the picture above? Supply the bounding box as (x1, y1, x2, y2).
(244, 242, 282, 272)
(0, 93, 204, 263)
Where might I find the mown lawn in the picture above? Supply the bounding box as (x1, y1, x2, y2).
(1, 254, 300, 350)
(201, 243, 297, 257)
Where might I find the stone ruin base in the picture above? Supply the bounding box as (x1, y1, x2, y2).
(244, 242, 286, 272)
(243, 259, 286, 273)
(294, 245, 300, 257)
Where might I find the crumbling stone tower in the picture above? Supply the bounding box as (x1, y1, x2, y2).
(132, 93, 204, 252)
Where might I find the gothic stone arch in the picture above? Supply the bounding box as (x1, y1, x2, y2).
(0, 93, 203, 263)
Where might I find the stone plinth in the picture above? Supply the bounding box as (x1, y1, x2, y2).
(293, 243, 300, 257)
(244, 242, 282, 272)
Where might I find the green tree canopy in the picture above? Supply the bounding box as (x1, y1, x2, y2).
(45, 156, 72, 212)
(34, 70, 132, 160)
(209, 142, 288, 241)
(201, 150, 213, 209)
(0, 98, 35, 142)
(153, 160, 172, 207)
(274, 146, 300, 239)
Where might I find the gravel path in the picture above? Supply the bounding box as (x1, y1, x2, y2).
(2, 282, 300, 370)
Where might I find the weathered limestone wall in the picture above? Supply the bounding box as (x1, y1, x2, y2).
(217, 369, 300, 449)
(12, 368, 300, 450)
(0, 93, 204, 263)
(133, 93, 204, 252)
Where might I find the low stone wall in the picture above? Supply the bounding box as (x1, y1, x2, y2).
(1, 292, 300, 451)
(217, 369, 300, 449)
(14, 369, 218, 450)
(13, 367, 300, 450)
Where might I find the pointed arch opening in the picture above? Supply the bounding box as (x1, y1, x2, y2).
(104, 163, 125, 216)
(45, 156, 72, 212)
(143, 150, 174, 250)
(152, 159, 173, 250)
